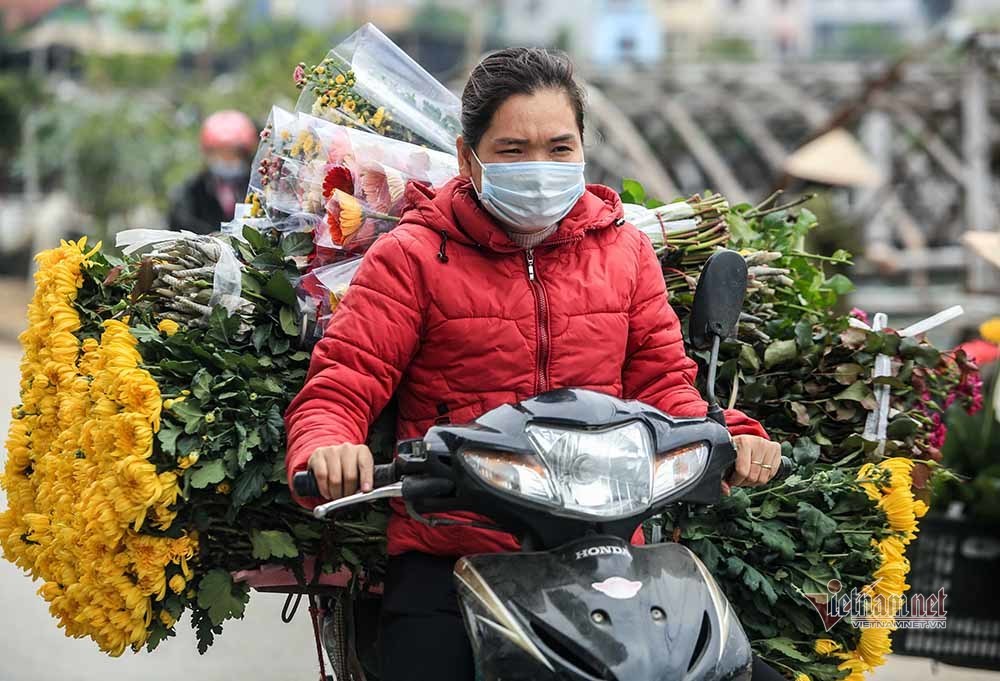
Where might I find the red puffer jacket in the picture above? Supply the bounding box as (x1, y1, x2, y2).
(285, 177, 768, 557)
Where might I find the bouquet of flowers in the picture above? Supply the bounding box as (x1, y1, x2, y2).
(0, 25, 977, 681)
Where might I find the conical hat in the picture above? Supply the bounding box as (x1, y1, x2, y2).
(784, 128, 882, 187)
(963, 231, 1000, 270)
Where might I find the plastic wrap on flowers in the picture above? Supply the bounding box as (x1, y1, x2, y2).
(249, 107, 455, 256)
(293, 23, 461, 152)
(296, 257, 362, 345)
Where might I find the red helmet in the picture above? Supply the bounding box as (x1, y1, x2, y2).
(200, 110, 258, 154)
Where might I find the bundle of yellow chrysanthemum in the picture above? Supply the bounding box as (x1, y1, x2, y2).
(0, 239, 195, 655)
(808, 458, 930, 680)
(1, 229, 389, 656)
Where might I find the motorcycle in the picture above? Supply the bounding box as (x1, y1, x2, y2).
(284, 249, 791, 680)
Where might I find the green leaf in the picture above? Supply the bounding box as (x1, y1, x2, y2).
(196, 569, 249, 626)
(250, 529, 299, 560)
(279, 305, 300, 336)
(130, 325, 161, 343)
(794, 319, 814, 349)
(738, 344, 760, 372)
(145, 621, 172, 652)
(834, 381, 871, 404)
(760, 498, 780, 519)
(824, 273, 855, 296)
(792, 437, 821, 466)
(754, 520, 796, 560)
(252, 323, 271, 352)
(232, 461, 269, 508)
(620, 178, 646, 204)
(833, 363, 864, 385)
(886, 416, 918, 439)
(760, 637, 811, 663)
(281, 232, 315, 257)
(242, 225, 267, 252)
(264, 271, 297, 306)
(171, 400, 204, 421)
(789, 402, 810, 427)
(158, 422, 183, 456)
(764, 339, 798, 368)
(192, 369, 213, 401)
(797, 502, 838, 550)
(741, 563, 779, 604)
(189, 459, 226, 489)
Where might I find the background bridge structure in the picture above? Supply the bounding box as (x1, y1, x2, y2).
(582, 32, 1000, 336)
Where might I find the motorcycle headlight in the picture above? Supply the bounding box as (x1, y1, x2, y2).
(461, 449, 559, 505)
(652, 442, 709, 500)
(522, 421, 653, 519)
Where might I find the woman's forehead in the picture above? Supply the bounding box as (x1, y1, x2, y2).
(485, 90, 579, 142)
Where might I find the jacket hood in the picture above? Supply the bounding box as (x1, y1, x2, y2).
(402, 176, 625, 254)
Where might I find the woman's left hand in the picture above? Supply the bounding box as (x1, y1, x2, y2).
(723, 435, 782, 494)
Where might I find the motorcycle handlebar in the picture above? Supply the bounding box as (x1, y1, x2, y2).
(292, 462, 399, 498)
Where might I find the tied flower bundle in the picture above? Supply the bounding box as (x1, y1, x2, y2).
(626, 184, 977, 680)
(0, 26, 976, 679)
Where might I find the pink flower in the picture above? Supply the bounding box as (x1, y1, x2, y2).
(293, 63, 306, 88)
(358, 163, 393, 214)
(850, 307, 870, 325)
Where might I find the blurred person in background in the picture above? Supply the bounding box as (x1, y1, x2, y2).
(168, 110, 257, 234)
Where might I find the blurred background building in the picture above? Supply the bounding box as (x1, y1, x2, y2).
(0, 0, 998, 345)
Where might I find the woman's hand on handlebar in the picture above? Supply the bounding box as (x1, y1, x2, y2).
(722, 435, 782, 495)
(307, 444, 373, 499)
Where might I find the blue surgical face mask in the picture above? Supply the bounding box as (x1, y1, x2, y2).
(471, 149, 586, 233)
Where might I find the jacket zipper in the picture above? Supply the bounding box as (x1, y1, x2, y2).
(525, 249, 550, 393)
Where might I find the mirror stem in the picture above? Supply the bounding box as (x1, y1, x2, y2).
(705, 335, 727, 427)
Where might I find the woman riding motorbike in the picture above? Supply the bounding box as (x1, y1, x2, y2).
(285, 47, 785, 681)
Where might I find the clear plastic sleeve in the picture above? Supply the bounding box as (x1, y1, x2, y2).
(296, 257, 363, 344)
(294, 23, 461, 153)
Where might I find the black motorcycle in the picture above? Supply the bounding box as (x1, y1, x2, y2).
(293, 250, 789, 681)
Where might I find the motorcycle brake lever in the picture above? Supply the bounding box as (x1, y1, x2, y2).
(313, 482, 403, 519)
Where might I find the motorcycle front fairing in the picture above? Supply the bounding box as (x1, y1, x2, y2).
(409, 389, 737, 549)
(454, 535, 753, 681)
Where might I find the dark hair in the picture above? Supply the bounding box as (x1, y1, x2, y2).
(461, 47, 586, 150)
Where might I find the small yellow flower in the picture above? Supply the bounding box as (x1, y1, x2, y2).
(981, 317, 1000, 344)
(163, 396, 186, 410)
(157, 319, 179, 336)
(335, 73, 345, 84)
(794, 674, 811, 681)
(814, 639, 841, 656)
(204, 412, 216, 424)
(159, 610, 176, 627)
(177, 451, 199, 469)
(216, 482, 231, 495)
(168, 574, 186, 594)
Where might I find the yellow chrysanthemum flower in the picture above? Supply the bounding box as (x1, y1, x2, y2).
(880, 487, 918, 539)
(981, 317, 1000, 344)
(168, 574, 186, 594)
(856, 626, 893, 667)
(814, 639, 841, 656)
(157, 319, 180, 336)
(837, 656, 870, 681)
(794, 674, 811, 681)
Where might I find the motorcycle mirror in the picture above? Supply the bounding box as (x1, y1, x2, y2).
(688, 250, 748, 351)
